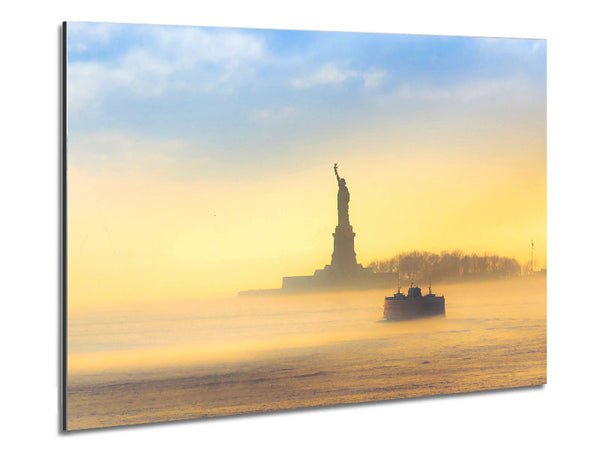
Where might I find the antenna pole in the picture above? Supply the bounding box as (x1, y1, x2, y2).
(530, 239, 535, 274)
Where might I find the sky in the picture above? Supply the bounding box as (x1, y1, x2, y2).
(66, 22, 546, 305)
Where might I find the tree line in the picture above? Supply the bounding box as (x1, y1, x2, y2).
(367, 250, 522, 283)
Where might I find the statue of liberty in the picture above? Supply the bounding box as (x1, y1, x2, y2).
(334, 163, 350, 227)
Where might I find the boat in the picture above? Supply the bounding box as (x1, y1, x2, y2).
(383, 281, 445, 320)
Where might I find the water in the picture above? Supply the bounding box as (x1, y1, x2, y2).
(67, 276, 546, 430)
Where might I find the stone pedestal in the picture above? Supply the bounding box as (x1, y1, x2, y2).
(330, 225, 357, 274)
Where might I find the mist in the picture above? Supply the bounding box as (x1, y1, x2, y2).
(67, 276, 545, 429)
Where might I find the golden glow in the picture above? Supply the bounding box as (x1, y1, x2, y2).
(68, 129, 546, 307)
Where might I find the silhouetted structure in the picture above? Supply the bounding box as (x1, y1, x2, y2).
(383, 282, 446, 321)
(239, 164, 396, 296)
(334, 163, 350, 228)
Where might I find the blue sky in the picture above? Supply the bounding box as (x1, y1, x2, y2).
(67, 22, 546, 178)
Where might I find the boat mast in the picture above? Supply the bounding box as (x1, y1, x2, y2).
(397, 255, 401, 293)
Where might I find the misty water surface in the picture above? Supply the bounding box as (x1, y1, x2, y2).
(67, 277, 546, 430)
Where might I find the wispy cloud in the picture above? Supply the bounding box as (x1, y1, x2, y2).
(66, 25, 546, 170)
(251, 106, 296, 122)
(67, 22, 119, 53)
(67, 132, 209, 179)
(477, 37, 546, 59)
(149, 26, 264, 63)
(395, 75, 543, 106)
(67, 25, 266, 112)
(362, 71, 385, 89)
(291, 63, 385, 89)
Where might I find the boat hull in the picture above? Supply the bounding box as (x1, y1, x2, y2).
(383, 296, 445, 320)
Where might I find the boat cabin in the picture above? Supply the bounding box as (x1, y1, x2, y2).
(407, 285, 422, 298)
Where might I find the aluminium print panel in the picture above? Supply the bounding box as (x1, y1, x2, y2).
(63, 21, 547, 431)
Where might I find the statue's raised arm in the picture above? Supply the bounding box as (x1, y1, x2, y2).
(334, 163, 341, 182)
